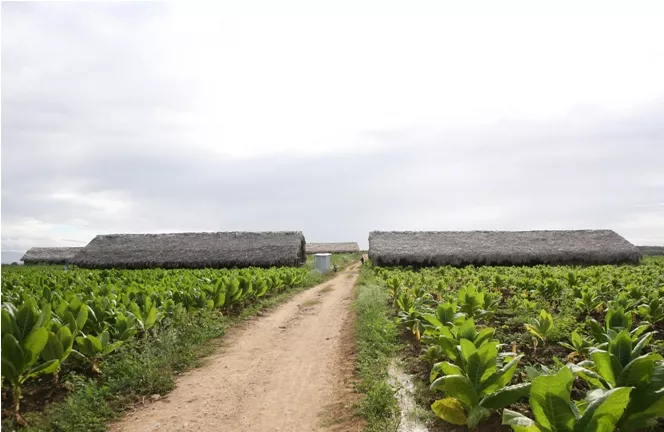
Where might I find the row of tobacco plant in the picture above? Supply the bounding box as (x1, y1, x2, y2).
(374, 258, 664, 431)
(1, 265, 309, 425)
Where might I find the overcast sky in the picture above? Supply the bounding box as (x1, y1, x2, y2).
(2, 1, 664, 262)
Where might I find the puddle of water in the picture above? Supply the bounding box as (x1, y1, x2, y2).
(388, 361, 430, 432)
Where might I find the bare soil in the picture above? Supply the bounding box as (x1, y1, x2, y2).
(110, 263, 363, 432)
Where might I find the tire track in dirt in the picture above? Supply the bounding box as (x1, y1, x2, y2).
(110, 263, 364, 432)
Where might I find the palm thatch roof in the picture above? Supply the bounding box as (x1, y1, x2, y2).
(72, 231, 306, 269)
(637, 246, 664, 256)
(21, 247, 83, 265)
(306, 242, 360, 254)
(368, 230, 641, 267)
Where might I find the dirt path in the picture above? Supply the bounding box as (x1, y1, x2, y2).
(111, 263, 363, 432)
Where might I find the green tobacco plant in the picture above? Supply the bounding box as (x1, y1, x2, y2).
(574, 288, 603, 314)
(395, 291, 414, 314)
(41, 325, 75, 386)
(421, 301, 466, 329)
(568, 329, 663, 431)
(129, 297, 159, 332)
(430, 339, 529, 429)
(74, 330, 123, 374)
(457, 285, 497, 321)
(626, 284, 646, 303)
(535, 277, 563, 300)
(523, 364, 556, 380)
(608, 292, 638, 312)
(386, 276, 402, 300)
(588, 306, 649, 345)
(637, 293, 664, 324)
(1, 301, 59, 422)
(396, 293, 425, 341)
(40, 302, 88, 386)
(559, 330, 594, 360)
(524, 310, 554, 345)
(110, 312, 139, 341)
(428, 319, 499, 380)
(502, 367, 632, 432)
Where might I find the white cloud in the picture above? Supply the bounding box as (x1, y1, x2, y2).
(2, 2, 664, 256)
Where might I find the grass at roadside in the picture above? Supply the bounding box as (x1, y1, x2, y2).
(354, 266, 400, 432)
(9, 256, 359, 432)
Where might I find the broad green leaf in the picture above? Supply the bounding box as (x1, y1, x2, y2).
(437, 326, 455, 339)
(42, 331, 64, 362)
(23, 327, 49, 363)
(130, 302, 142, 320)
(619, 363, 664, 431)
(439, 337, 458, 361)
(459, 338, 477, 363)
(482, 355, 524, 394)
(567, 364, 610, 390)
(22, 359, 59, 382)
(57, 326, 74, 351)
(589, 319, 606, 342)
(64, 310, 78, 333)
(35, 303, 52, 329)
(631, 331, 654, 358)
(481, 382, 531, 409)
(145, 306, 158, 328)
(467, 405, 491, 430)
(100, 330, 110, 347)
(609, 330, 633, 368)
(591, 350, 618, 387)
(502, 408, 542, 432)
(619, 388, 664, 431)
(530, 367, 575, 432)
(103, 340, 123, 355)
(524, 324, 544, 342)
(606, 307, 631, 330)
(474, 328, 496, 347)
(422, 313, 444, 328)
(431, 397, 467, 425)
(1, 333, 24, 379)
(458, 319, 478, 341)
(559, 342, 577, 352)
(630, 324, 650, 340)
(538, 310, 553, 334)
(76, 305, 89, 331)
(436, 302, 458, 326)
(431, 375, 478, 408)
(214, 292, 226, 308)
(571, 331, 583, 348)
(574, 387, 631, 432)
(1, 308, 16, 337)
(1, 357, 19, 381)
(76, 334, 102, 357)
(16, 300, 38, 341)
(467, 342, 497, 387)
(617, 353, 661, 388)
(430, 361, 463, 382)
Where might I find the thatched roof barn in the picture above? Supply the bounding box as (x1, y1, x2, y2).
(72, 231, 306, 269)
(306, 242, 360, 254)
(21, 247, 83, 265)
(368, 230, 641, 267)
(637, 246, 664, 256)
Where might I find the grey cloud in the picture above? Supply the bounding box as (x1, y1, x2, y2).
(2, 3, 664, 260)
(4, 103, 663, 255)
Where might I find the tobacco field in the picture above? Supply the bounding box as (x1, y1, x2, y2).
(1, 265, 310, 425)
(373, 256, 664, 431)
